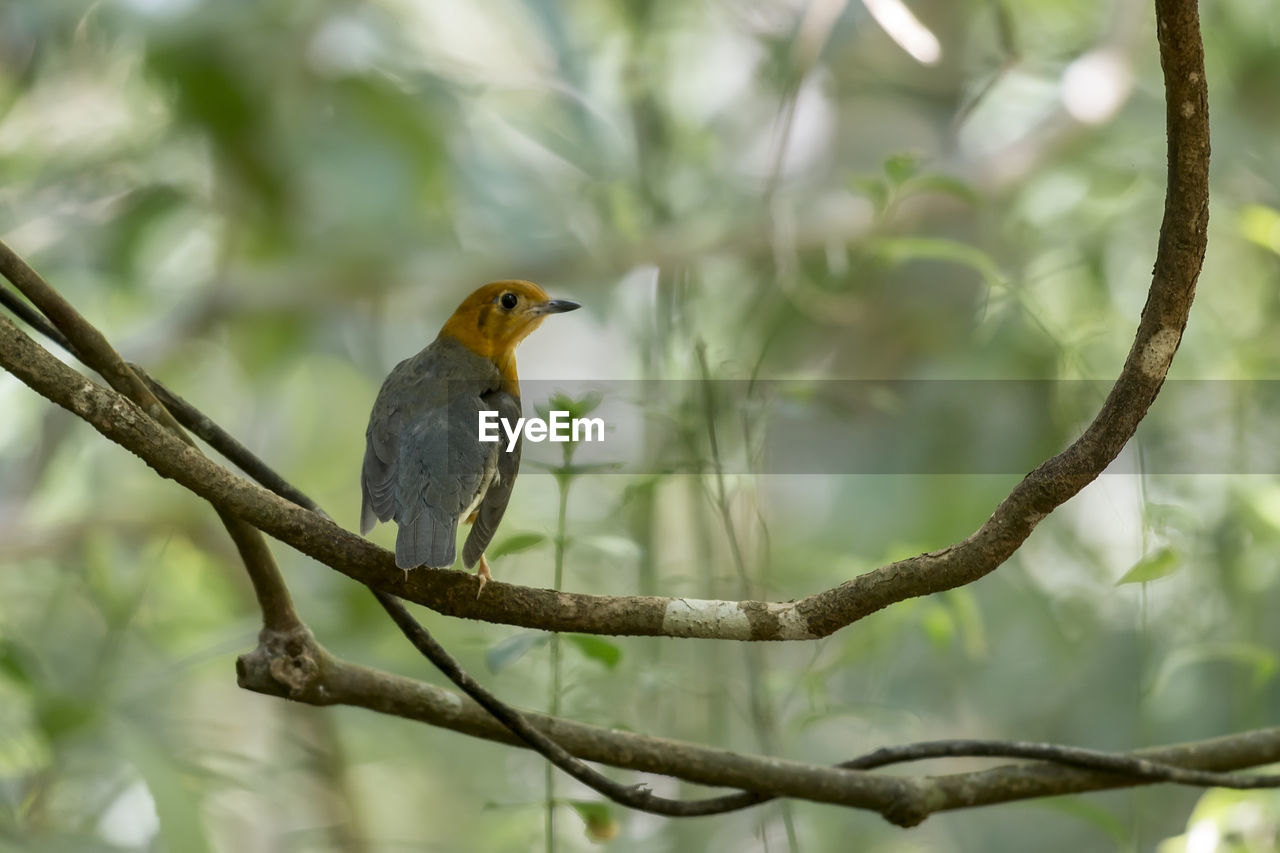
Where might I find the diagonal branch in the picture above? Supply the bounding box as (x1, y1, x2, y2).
(0, 242, 303, 634)
(0, 281, 323, 516)
(369, 589, 778, 818)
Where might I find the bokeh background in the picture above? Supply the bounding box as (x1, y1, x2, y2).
(3, 0, 1280, 851)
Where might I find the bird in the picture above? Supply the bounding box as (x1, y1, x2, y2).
(360, 280, 580, 591)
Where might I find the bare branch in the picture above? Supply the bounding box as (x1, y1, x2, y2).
(370, 590, 776, 818)
(235, 617, 1280, 826)
(12, 297, 1269, 823)
(0, 241, 303, 634)
(370, 589, 1280, 821)
(0, 0, 1243, 830)
(0, 0, 1211, 642)
(0, 281, 321, 516)
(134, 362, 328, 516)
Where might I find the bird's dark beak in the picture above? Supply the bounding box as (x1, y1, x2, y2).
(536, 299, 581, 315)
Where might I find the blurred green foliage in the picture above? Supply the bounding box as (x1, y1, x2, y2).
(2, 0, 1280, 851)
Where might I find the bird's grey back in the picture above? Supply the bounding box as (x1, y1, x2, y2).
(360, 336, 508, 569)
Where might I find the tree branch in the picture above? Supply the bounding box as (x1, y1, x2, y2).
(11, 300, 1272, 826)
(0, 241, 303, 634)
(234, 616, 1280, 827)
(0, 0, 1211, 640)
(0, 281, 324, 517)
(0, 0, 1245, 830)
(369, 590, 785, 818)
(13, 287, 1270, 824)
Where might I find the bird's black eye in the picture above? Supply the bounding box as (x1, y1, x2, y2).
(500, 292, 518, 310)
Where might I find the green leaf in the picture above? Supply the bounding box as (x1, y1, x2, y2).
(566, 634, 622, 669)
(487, 532, 548, 561)
(541, 390, 604, 421)
(1240, 203, 1280, 256)
(919, 603, 955, 650)
(903, 173, 980, 206)
(1144, 502, 1199, 536)
(102, 185, 188, 279)
(871, 236, 1004, 288)
(569, 800, 620, 842)
(36, 693, 99, 742)
(943, 588, 987, 659)
(1243, 483, 1280, 533)
(580, 535, 642, 561)
(1115, 547, 1181, 585)
(0, 640, 34, 689)
(485, 632, 549, 673)
(883, 152, 921, 186)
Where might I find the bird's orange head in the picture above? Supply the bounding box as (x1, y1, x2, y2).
(438, 280, 580, 387)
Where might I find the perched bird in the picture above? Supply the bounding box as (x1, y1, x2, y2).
(360, 281, 580, 589)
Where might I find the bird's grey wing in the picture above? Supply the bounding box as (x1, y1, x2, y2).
(360, 369, 407, 535)
(362, 342, 504, 569)
(462, 390, 522, 569)
(393, 389, 493, 569)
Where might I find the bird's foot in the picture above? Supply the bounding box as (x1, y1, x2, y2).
(475, 554, 492, 598)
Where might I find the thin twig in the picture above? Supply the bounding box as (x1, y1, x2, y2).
(370, 589, 1280, 821)
(0, 284, 75, 354)
(694, 339, 799, 846)
(371, 589, 773, 818)
(133, 362, 327, 515)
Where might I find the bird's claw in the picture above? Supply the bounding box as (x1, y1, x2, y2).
(475, 554, 492, 599)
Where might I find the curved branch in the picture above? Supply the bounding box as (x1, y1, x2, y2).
(0, 1, 1253, 826)
(16, 285, 1261, 823)
(0, 0, 1208, 642)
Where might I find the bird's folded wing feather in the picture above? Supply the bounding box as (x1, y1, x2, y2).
(360, 360, 410, 535)
(361, 350, 497, 569)
(463, 389, 522, 569)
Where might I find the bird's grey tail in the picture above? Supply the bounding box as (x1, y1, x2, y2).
(395, 509, 458, 569)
